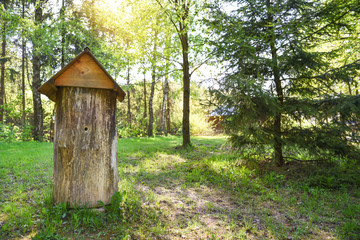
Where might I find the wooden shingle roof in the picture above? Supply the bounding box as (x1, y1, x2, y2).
(38, 47, 125, 102)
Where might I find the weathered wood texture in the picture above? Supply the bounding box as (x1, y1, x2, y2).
(53, 87, 118, 207)
(38, 49, 125, 102)
(54, 54, 114, 90)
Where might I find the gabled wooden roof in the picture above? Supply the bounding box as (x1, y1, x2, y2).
(38, 47, 125, 102)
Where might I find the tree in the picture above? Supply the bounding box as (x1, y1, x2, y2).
(21, 0, 26, 128)
(207, 0, 360, 165)
(126, 62, 131, 127)
(0, 0, 20, 124)
(313, 0, 360, 95)
(142, 65, 147, 120)
(0, 0, 8, 123)
(31, 0, 45, 141)
(147, 28, 158, 137)
(156, 0, 193, 146)
(162, 53, 170, 136)
(60, 0, 66, 68)
(155, 0, 211, 145)
(161, 34, 173, 136)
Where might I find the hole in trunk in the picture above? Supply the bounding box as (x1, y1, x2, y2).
(84, 126, 88, 131)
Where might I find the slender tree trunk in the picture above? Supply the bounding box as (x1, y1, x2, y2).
(162, 56, 170, 136)
(267, 0, 284, 166)
(181, 31, 191, 147)
(166, 85, 171, 134)
(148, 30, 157, 137)
(32, 4, 44, 141)
(143, 70, 147, 119)
(273, 114, 283, 166)
(155, 0, 191, 143)
(21, 0, 26, 128)
(148, 76, 156, 137)
(148, 73, 155, 137)
(162, 77, 169, 136)
(50, 109, 54, 142)
(162, 36, 171, 136)
(60, 0, 65, 68)
(126, 64, 131, 127)
(355, 81, 359, 95)
(26, 51, 31, 86)
(347, 82, 352, 95)
(0, 18, 6, 123)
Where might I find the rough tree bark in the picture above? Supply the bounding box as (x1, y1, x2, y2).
(53, 87, 118, 207)
(0, 8, 6, 123)
(21, 0, 26, 127)
(32, 4, 43, 141)
(181, 31, 191, 147)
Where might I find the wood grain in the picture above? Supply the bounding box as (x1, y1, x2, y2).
(53, 87, 118, 207)
(54, 54, 115, 90)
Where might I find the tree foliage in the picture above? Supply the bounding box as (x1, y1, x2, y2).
(0, 0, 213, 142)
(207, 0, 360, 165)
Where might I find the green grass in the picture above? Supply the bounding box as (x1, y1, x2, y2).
(0, 136, 359, 239)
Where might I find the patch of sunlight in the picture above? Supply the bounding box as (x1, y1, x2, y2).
(0, 213, 8, 224)
(314, 229, 336, 239)
(156, 153, 186, 163)
(141, 155, 185, 174)
(20, 232, 36, 240)
(194, 135, 228, 139)
(207, 158, 232, 172)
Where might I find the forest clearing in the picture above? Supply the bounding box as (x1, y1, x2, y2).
(1, 0, 360, 239)
(1, 136, 359, 239)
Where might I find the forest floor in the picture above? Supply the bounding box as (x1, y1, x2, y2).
(0, 136, 359, 239)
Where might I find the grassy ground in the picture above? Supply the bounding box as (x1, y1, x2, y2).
(0, 136, 359, 239)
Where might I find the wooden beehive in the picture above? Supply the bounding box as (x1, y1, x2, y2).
(39, 47, 125, 208)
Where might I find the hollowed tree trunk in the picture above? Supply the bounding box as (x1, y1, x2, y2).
(53, 87, 118, 208)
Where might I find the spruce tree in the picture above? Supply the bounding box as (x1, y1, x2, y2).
(207, 0, 360, 165)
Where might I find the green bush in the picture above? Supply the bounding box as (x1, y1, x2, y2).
(0, 123, 19, 142)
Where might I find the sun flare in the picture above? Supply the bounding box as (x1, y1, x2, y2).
(99, 0, 121, 10)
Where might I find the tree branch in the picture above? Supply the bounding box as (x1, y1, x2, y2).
(155, 0, 181, 33)
(303, 9, 351, 41)
(156, 68, 183, 80)
(190, 55, 212, 76)
(157, 54, 183, 66)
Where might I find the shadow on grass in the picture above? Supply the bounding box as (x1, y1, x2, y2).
(119, 137, 360, 239)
